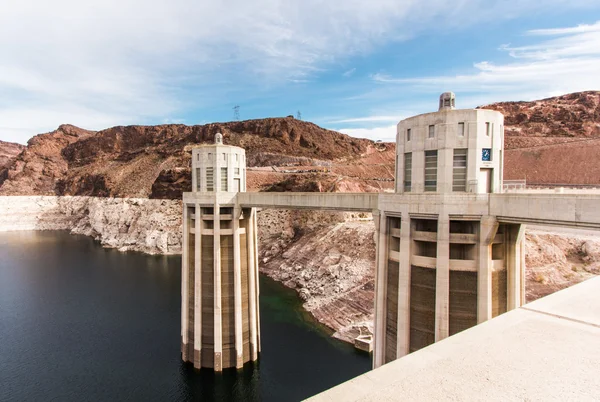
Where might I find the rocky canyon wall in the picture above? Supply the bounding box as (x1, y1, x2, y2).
(0, 196, 182, 254)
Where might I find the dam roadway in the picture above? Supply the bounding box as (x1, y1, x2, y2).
(307, 275, 600, 401)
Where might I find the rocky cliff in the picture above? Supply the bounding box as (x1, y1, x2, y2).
(482, 91, 600, 185)
(0, 140, 24, 169)
(0, 125, 95, 195)
(0, 196, 182, 254)
(0, 140, 25, 186)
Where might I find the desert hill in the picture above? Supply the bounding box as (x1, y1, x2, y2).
(0, 140, 24, 169)
(0, 118, 394, 198)
(0, 139, 25, 186)
(482, 91, 600, 185)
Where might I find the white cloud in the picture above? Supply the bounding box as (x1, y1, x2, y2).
(526, 21, 600, 36)
(1, 1, 599, 143)
(328, 115, 402, 124)
(339, 125, 396, 142)
(342, 68, 357, 77)
(372, 20, 600, 104)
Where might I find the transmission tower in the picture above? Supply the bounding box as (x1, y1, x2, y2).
(233, 105, 240, 121)
(296, 110, 302, 120)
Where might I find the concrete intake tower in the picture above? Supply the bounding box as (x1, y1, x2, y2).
(181, 133, 260, 371)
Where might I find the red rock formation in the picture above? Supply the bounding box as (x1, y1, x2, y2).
(0, 140, 25, 186)
(482, 91, 600, 185)
(482, 91, 600, 146)
(0, 125, 95, 195)
(0, 117, 394, 198)
(0, 140, 24, 169)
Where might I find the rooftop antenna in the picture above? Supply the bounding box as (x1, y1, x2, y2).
(233, 105, 240, 121)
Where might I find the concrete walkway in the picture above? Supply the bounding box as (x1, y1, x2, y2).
(307, 276, 600, 401)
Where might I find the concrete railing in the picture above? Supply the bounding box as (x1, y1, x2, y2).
(237, 192, 379, 212)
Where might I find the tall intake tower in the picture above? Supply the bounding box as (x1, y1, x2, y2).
(373, 93, 525, 367)
(181, 133, 260, 371)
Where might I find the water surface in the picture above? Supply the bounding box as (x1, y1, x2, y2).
(0, 231, 370, 401)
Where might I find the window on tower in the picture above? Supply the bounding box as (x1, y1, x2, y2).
(424, 150, 438, 192)
(404, 153, 412, 192)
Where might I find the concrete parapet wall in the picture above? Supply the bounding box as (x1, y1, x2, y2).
(307, 276, 600, 401)
(505, 187, 600, 194)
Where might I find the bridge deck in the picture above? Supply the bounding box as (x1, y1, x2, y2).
(183, 191, 600, 229)
(307, 276, 600, 401)
(231, 192, 378, 212)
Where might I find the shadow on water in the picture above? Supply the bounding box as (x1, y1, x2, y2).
(0, 231, 370, 402)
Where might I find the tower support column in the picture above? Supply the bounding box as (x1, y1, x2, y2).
(181, 203, 190, 361)
(477, 216, 498, 323)
(373, 210, 387, 369)
(435, 213, 450, 342)
(247, 208, 259, 361)
(213, 202, 223, 371)
(233, 206, 244, 368)
(506, 224, 526, 310)
(396, 211, 411, 359)
(194, 204, 202, 368)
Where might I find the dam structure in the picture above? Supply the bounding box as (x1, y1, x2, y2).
(375, 91, 520, 366)
(181, 133, 260, 371)
(182, 93, 600, 373)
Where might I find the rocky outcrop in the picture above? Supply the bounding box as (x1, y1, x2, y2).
(482, 91, 600, 185)
(0, 196, 182, 254)
(525, 229, 600, 301)
(0, 140, 25, 187)
(0, 118, 382, 198)
(0, 140, 24, 170)
(0, 125, 95, 195)
(482, 91, 600, 147)
(150, 168, 191, 199)
(258, 209, 375, 342)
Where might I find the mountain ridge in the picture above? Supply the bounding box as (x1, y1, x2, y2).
(1, 90, 600, 196)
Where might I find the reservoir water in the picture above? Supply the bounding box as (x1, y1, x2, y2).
(0, 231, 370, 401)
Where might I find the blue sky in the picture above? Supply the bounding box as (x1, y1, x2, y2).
(1, 0, 600, 144)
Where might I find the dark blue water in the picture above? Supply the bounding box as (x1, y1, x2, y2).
(0, 231, 370, 401)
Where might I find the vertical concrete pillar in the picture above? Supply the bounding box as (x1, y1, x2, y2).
(520, 238, 526, 306)
(413, 150, 425, 193)
(247, 208, 259, 360)
(193, 204, 202, 368)
(396, 211, 411, 358)
(181, 203, 190, 360)
(213, 202, 223, 371)
(435, 214, 450, 342)
(253, 209, 261, 352)
(507, 224, 526, 310)
(233, 206, 244, 368)
(477, 216, 497, 323)
(373, 210, 387, 369)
